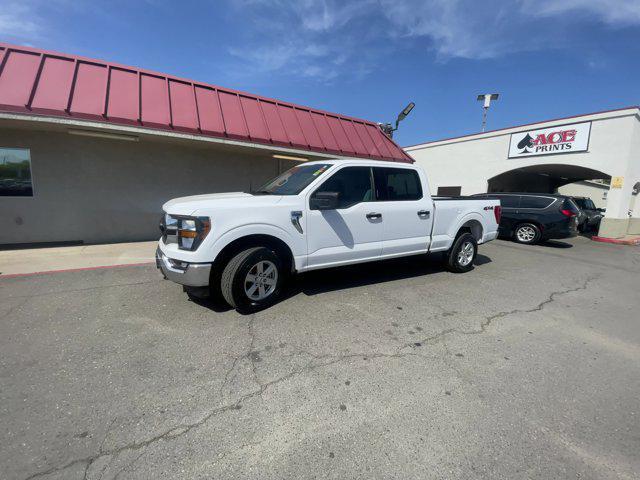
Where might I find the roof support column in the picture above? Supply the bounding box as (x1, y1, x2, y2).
(598, 181, 631, 238)
(626, 183, 640, 235)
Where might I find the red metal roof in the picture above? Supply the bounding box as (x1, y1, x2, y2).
(0, 43, 412, 163)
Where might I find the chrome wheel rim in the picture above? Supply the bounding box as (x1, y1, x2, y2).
(244, 260, 278, 301)
(516, 226, 536, 242)
(457, 241, 474, 266)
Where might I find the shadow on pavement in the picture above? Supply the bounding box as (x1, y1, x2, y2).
(539, 240, 573, 249)
(190, 252, 492, 314)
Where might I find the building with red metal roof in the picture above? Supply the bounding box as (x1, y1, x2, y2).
(0, 43, 409, 246)
(0, 43, 410, 163)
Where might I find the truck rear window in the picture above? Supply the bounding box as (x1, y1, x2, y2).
(254, 164, 331, 195)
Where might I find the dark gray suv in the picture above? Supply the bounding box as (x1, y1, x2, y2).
(472, 193, 579, 244)
(570, 196, 604, 232)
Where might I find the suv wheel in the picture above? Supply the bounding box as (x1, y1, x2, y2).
(445, 232, 477, 273)
(221, 246, 284, 313)
(514, 223, 541, 244)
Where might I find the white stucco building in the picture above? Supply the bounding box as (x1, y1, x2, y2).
(405, 107, 640, 238)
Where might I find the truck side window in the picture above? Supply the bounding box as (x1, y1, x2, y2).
(373, 167, 422, 201)
(519, 196, 554, 209)
(494, 195, 520, 208)
(312, 166, 373, 209)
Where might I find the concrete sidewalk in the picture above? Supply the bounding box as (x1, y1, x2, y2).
(0, 241, 157, 276)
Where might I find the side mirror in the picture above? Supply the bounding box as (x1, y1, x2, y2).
(597, 208, 606, 213)
(310, 191, 339, 210)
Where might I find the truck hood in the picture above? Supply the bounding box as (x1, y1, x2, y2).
(163, 192, 284, 216)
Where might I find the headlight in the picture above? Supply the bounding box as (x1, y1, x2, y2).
(160, 213, 210, 251)
(178, 216, 211, 251)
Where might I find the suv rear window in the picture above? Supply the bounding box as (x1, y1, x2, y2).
(564, 198, 581, 214)
(573, 198, 596, 210)
(520, 196, 555, 209)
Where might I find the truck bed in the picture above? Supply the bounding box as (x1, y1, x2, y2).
(429, 197, 500, 252)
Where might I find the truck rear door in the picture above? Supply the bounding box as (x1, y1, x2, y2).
(372, 166, 433, 257)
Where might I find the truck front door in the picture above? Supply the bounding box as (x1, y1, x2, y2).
(305, 166, 382, 269)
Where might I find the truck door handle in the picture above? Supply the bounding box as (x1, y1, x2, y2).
(417, 210, 430, 217)
(366, 212, 382, 220)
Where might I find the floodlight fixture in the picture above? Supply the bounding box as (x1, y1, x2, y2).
(380, 102, 416, 138)
(477, 93, 500, 132)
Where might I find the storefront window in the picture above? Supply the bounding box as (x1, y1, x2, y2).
(0, 148, 33, 197)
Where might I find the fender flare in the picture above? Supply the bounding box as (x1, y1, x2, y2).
(452, 212, 485, 241)
(207, 223, 299, 263)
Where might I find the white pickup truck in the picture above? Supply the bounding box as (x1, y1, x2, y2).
(157, 160, 501, 312)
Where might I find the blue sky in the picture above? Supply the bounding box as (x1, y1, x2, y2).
(2, 0, 640, 146)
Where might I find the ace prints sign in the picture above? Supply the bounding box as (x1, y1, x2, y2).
(508, 121, 591, 158)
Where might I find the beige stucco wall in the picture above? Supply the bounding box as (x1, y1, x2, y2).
(0, 126, 282, 245)
(407, 111, 637, 195)
(406, 108, 640, 238)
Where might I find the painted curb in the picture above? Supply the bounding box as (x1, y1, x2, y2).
(591, 236, 640, 245)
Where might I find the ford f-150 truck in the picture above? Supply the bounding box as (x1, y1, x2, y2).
(157, 160, 501, 312)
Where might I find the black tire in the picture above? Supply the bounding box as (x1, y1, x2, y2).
(445, 232, 477, 273)
(513, 223, 541, 245)
(208, 266, 226, 306)
(220, 246, 284, 313)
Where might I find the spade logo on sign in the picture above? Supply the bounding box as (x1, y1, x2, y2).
(516, 133, 534, 153)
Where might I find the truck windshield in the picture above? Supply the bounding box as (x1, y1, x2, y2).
(253, 164, 331, 195)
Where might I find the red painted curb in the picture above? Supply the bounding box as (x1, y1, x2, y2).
(591, 236, 640, 245)
(0, 261, 155, 279)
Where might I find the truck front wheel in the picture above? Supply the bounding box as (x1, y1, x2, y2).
(220, 246, 284, 313)
(445, 232, 477, 273)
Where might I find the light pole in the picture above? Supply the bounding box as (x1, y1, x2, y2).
(477, 93, 499, 132)
(379, 102, 415, 138)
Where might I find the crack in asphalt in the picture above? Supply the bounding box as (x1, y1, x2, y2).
(112, 451, 145, 480)
(496, 242, 640, 274)
(219, 314, 261, 398)
(400, 275, 599, 351)
(20, 275, 599, 480)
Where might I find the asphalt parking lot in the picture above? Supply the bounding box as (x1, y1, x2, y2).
(1, 237, 639, 479)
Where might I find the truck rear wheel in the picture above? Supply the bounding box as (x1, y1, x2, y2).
(445, 232, 477, 273)
(220, 246, 284, 313)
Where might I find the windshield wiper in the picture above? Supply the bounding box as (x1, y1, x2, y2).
(251, 189, 273, 195)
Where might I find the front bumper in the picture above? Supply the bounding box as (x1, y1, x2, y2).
(156, 247, 211, 287)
